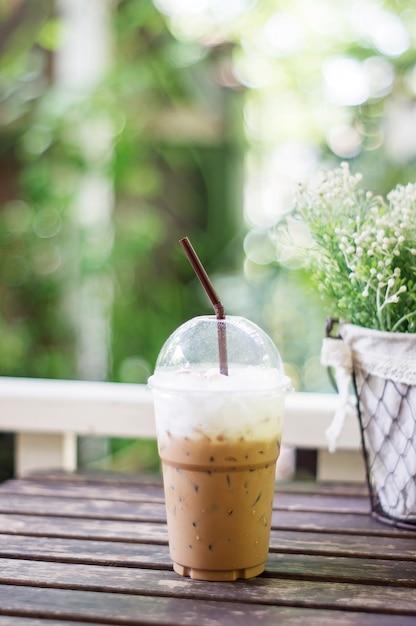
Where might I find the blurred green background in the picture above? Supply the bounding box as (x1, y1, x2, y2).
(1, 0, 415, 477)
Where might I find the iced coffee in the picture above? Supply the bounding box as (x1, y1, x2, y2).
(148, 316, 289, 581)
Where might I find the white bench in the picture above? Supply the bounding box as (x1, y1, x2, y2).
(0, 377, 365, 482)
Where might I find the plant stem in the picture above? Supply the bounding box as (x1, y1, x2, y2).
(391, 309, 416, 332)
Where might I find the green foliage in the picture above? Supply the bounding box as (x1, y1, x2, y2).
(290, 164, 416, 332)
(0, 0, 240, 387)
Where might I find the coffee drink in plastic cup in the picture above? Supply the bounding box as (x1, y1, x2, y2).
(148, 315, 290, 581)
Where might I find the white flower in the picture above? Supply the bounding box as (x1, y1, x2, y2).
(388, 295, 399, 303)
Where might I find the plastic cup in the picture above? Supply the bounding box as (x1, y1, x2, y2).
(148, 315, 290, 581)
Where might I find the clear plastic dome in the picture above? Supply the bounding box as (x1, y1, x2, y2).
(151, 315, 289, 390)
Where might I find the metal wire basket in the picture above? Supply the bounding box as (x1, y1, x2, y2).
(325, 318, 416, 530)
(353, 368, 416, 530)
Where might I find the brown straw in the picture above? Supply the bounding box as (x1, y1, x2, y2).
(179, 237, 228, 376)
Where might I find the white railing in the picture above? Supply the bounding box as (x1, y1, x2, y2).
(0, 377, 365, 482)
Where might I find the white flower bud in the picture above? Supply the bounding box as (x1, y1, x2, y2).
(389, 295, 399, 303)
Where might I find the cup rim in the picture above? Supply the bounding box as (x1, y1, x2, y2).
(147, 372, 292, 394)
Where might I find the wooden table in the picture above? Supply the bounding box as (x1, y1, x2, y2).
(0, 472, 415, 625)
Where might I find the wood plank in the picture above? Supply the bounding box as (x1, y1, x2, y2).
(0, 535, 172, 568)
(0, 478, 165, 504)
(0, 561, 415, 615)
(0, 514, 168, 542)
(21, 472, 368, 498)
(278, 481, 369, 496)
(0, 529, 415, 565)
(1, 512, 415, 561)
(270, 531, 416, 561)
(1, 586, 414, 626)
(0, 474, 163, 501)
(275, 493, 370, 514)
(271, 510, 416, 537)
(0, 529, 414, 569)
(0, 494, 166, 522)
(22, 470, 164, 487)
(0, 482, 386, 529)
(0, 480, 370, 515)
(265, 553, 416, 586)
(0, 619, 110, 626)
(0, 493, 408, 538)
(0, 536, 414, 586)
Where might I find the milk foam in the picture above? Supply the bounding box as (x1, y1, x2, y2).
(149, 367, 288, 441)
